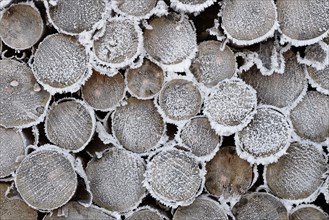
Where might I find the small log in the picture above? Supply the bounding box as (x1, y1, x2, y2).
(158, 79, 202, 123)
(205, 146, 253, 199)
(0, 59, 51, 128)
(0, 127, 25, 178)
(82, 71, 125, 111)
(144, 13, 197, 71)
(290, 205, 328, 220)
(170, 0, 216, 13)
(298, 41, 329, 70)
(203, 78, 257, 136)
(265, 142, 327, 202)
(177, 116, 221, 161)
(277, 0, 329, 46)
(235, 106, 291, 165)
(125, 206, 168, 220)
(45, 99, 96, 152)
(173, 196, 228, 220)
(306, 65, 329, 95)
(290, 91, 329, 143)
(111, 0, 160, 20)
(0, 2, 44, 50)
(144, 148, 204, 208)
(232, 192, 288, 220)
(0, 183, 38, 220)
(86, 148, 146, 213)
(112, 97, 165, 154)
(32, 33, 90, 94)
(190, 40, 236, 87)
(126, 59, 164, 99)
(45, 0, 106, 35)
(221, 0, 278, 45)
(15, 145, 78, 211)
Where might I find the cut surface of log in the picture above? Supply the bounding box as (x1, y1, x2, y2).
(290, 205, 328, 220)
(111, 0, 159, 19)
(126, 206, 168, 220)
(307, 65, 329, 95)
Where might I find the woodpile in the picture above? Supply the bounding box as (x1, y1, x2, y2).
(0, 0, 328, 219)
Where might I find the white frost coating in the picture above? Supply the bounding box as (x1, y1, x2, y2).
(280, 31, 329, 47)
(203, 78, 258, 136)
(96, 121, 121, 147)
(0, 0, 12, 9)
(170, 0, 216, 14)
(206, 19, 226, 41)
(305, 64, 329, 96)
(297, 41, 329, 70)
(289, 204, 329, 220)
(323, 177, 329, 204)
(125, 206, 169, 220)
(74, 158, 92, 208)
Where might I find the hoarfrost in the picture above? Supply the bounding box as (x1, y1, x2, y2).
(297, 41, 329, 70)
(125, 206, 168, 220)
(170, 0, 217, 14)
(306, 64, 329, 95)
(290, 205, 328, 220)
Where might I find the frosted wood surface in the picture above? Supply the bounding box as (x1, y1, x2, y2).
(173, 197, 228, 220)
(47, 0, 105, 34)
(236, 107, 290, 160)
(303, 43, 328, 65)
(33, 34, 88, 91)
(112, 98, 164, 153)
(0, 127, 25, 178)
(86, 148, 146, 213)
(93, 19, 140, 65)
(46, 100, 95, 152)
(232, 193, 288, 220)
(177, 0, 210, 4)
(112, 0, 158, 17)
(144, 13, 197, 65)
(266, 143, 327, 200)
(126, 208, 164, 220)
(221, 0, 277, 44)
(159, 79, 202, 121)
(180, 116, 220, 158)
(307, 65, 329, 94)
(126, 59, 164, 99)
(0, 183, 38, 220)
(82, 71, 125, 111)
(277, 0, 329, 44)
(0, 3, 43, 50)
(290, 91, 329, 143)
(241, 51, 306, 108)
(44, 201, 116, 220)
(205, 146, 253, 198)
(145, 149, 203, 206)
(0, 59, 50, 128)
(15, 149, 77, 210)
(190, 41, 236, 87)
(290, 206, 328, 220)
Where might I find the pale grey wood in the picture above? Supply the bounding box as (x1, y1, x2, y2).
(0, 127, 25, 178)
(303, 42, 329, 67)
(290, 206, 328, 220)
(177, 0, 210, 4)
(190, 41, 236, 87)
(290, 91, 329, 143)
(205, 146, 253, 199)
(0, 183, 38, 220)
(126, 206, 167, 220)
(159, 79, 202, 121)
(144, 13, 197, 65)
(45, 99, 95, 152)
(112, 98, 165, 153)
(232, 193, 288, 220)
(307, 65, 329, 94)
(173, 196, 228, 220)
(15, 148, 77, 211)
(0, 2, 44, 50)
(82, 71, 125, 111)
(0, 59, 50, 128)
(126, 59, 164, 99)
(86, 148, 146, 213)
(266, 142, 327, 201)
(46, 0, 106, 34)
(112, 0, 158, 17)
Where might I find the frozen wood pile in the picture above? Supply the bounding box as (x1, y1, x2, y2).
(0, 0, 329, 219)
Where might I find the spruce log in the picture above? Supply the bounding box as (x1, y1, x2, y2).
(290, 205, 328, 220)
(111, 0, 160, 20)
(306, 65, 329, 95)
(125, 206, 168, 220)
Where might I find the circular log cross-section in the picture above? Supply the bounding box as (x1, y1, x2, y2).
(126, 206, 168, 220)
(205, 146, 253, 199)
(235, 106, 291, 165)
(145, 148, 204, 208)
(82, 71, 125, 111)
(170, 0, 217, 13)
(265, 142, 327, 201)
(0, 127, 25, 178)
(173, 196, 228, 220)
(45, 99, 95, 152)
(158, 79, 202, 122)
(203, 78, 257, 136)
(290, 205, 328, 220)
(307, 65, 329, 95)
(221, 0, 277, 45)
(46, 0, 106, 35)
(190, 41, 236, 87)
(232, 192, 288, 220)
(111, 0, 159, 19)
(86, 148, 146, 213)
(32, 34, 89, 94)
(15, 146, 77, 211)
(0, 59, 50, 128)
(144, 13, 197, 69)
(0, 2, 44, 50)
(112, 98, 165, 154)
